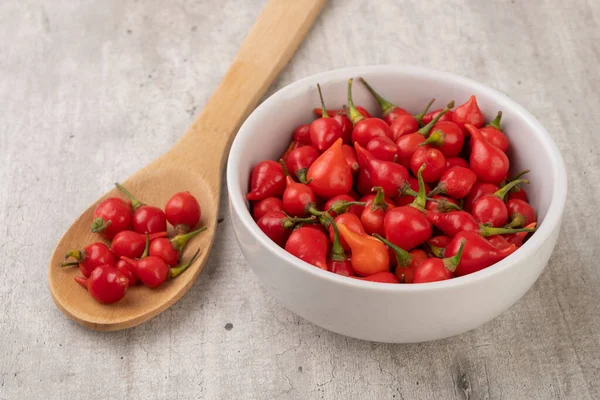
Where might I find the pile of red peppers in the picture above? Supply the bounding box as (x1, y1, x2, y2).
(60, 186, 206, 303)
(247, 78, 537, 284)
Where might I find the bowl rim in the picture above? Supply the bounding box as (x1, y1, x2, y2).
(226, 65, 567, 292)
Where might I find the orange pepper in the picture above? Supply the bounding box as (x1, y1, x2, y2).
(338, 224, 389, 277)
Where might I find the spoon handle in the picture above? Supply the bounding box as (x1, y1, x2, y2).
(172, 0, 326, 168)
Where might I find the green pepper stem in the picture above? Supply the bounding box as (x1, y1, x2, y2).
(414, 98, 436, 125)
(347, 78, 365, 125)
(494, 179, 529, 200)
(327, 201, 366, 216)
(480, 225, 536, 237)
(115, 182, 143, 210)
(282, 215, 317, 230)
(410, 165, 428, 210)
(373, 234, 412, 267)
(370, 186, 388, 211)
(420, 129, 445, 147)
(295, 168, 308, 184)
(329, 219, 347, 262)
(170, 248, 201, 279)
(141, 233, 150, 258)
(487, 111, 502, 130)
(170, 226, 207, 252)
(316, 83, 329, 118)
(60, 261, 80, 268)
(504, 213, 526, 229)
(425, 242, 445, 258)
(510, 169, 530, 181)
(359, 77, 395, 116)
(90, 217, 111, 233)
(444, 240, 465, 272)
(416, 100, 455, 137)
(64, 249, 85, 261)
(279, 159, 291, 177)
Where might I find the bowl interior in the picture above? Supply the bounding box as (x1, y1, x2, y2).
(228, 66, 565, 282)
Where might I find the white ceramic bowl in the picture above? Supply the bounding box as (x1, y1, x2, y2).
(226, 66, 567, 343)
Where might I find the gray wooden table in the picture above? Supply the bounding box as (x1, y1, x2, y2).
(1, 0, 599, 399)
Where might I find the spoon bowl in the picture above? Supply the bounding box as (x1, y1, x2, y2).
(47, 0, 326, 331)
(48, 165, 218, 330)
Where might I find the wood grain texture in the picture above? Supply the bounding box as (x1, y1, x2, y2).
(47, 0, 325, 331)
(1, 0, 599, 398)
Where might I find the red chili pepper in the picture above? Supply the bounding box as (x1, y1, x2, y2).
(506, 198, 537, 228)
(90, 197, 132, 239)
(341, 144, 360, 174)
(62, 242, 116, 278)
(465, 124, 510, 184)
(410, 146, 447, 183)
(373, 234, 422, 283)
(149, 227, 206, 266)
(307, 138, 353, 198)
(445, 231, 517, 276)
(309, 84, 344, 151)
(413, 240, 466, 283)
(421, 108, 454, 125)
(359, 77, 409, 124)
(257, 211, 316, 247)
(338, 224, 389, 276)
(355, 142, 408, 196)
(347, 79, 392, 147)
(420, 121, 464, 157)
(366, 136, 400, 162)
(110, 230, 168, 259)
(328, 212, 366, 251)
(486, 234, 512, 250)
(383, 165, 432, 250)
(425, 235, 452, 258)
(394, 101, 454, 167)
(293, 124, 312, 145)
(114, 233, 151, 284)
(246, 160, 286, 201)
(507, 186, 529, 203)
(127, 248, 200, 288)
(360, 187, 392, 236)
(285, 146, 320, 183)
(285, 226, 330, 270)
(445, 157, 469, 170)
(464, 182, 499, 213)
(354, 272, 398, 284)
(452, 95, 485, 133)
(356, 166, 373, 196)
(281, 140, 304, 164)
(426, 210, 535, 238)
(115, 259, 139, 286)
(165, 191, 201, 234)
(429, 166, 477, 199)
(74, 264, 129, 303)
(252, 197, 284, 221)
(115, 183, 167, 234)
(472, 179, 529, 227)
(282, 177, 316, 218)
(479, 111, 509, 152)
(324, 195, 365, 218)
(395, 133, 426, 168)
(389, 99, 436, 140)
(327, 219, 355, 277)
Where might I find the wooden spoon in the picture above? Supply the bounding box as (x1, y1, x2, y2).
(48, 0, 326, 331)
